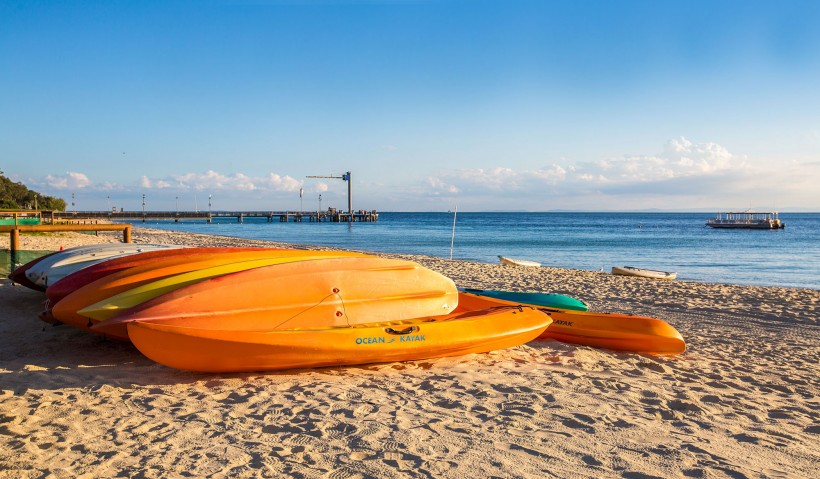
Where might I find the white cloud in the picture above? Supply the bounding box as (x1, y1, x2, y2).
(428, 177, 459, 195)
(425, 137, 816, 210)
(434, 137, 745, 192)
(427, 164, 568, 197)
(133, 170, 303, 192)
(16, 139, 818, 211)
(40, 171, 92, 190)
(259, 173, 302, 192)
(578, 137, 743, 185)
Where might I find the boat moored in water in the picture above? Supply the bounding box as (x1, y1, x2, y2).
(706, 211, 785, 229)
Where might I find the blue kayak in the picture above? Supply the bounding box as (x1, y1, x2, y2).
(462, 288, 588, 312)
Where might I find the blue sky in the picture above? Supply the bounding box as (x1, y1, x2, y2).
(2, 0, 819, 212)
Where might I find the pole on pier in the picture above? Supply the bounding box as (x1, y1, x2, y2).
(450, 206, 457, 260)
(343, 171, 352, 217)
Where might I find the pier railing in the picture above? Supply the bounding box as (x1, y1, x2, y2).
(45, 210, 379, 223)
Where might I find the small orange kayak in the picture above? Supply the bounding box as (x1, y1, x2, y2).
(50, 249, 370, 338)
(92, 256, 459, 339)
(537, 308, 686, 355)
(457, 291, 685, 355)
(126, 296, 551, 372)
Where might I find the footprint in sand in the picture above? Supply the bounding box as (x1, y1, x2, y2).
(561, 416, 596, 433)
(582, 454, 603, 466)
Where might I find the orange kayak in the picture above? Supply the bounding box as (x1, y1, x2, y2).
(49, 250, 370, 339)
(458, 291, 686, 355)
(46, 247, 282, 305)
(92, 256, 459, 339)
(537, 308, 685, 354)
(126, 294, 551, 372)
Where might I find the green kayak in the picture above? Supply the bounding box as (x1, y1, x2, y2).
(462, 288, 588, 312)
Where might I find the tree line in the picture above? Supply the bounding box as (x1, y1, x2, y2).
(0, 171, 67, 211)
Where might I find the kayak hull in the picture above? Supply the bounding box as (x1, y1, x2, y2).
(457, 292, 685, 355)
(498, 256, 541, 267)
(611, 266, 677, 280)
(26, 244, 183, 287)
(92, 256, 459, 339)
(46, 247, 280, 305)
(537, 308, 686, 355)
(8, 251, 60, 291)
(462, 288, 588, 312)
(126, 300, 551, 372)
(51, 250, 370, 339)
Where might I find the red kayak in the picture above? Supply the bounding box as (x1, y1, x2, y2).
(9, 251, 61, 291)
(45, 246, 281, 305)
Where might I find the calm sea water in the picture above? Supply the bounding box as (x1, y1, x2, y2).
(123, 212, 819, 290)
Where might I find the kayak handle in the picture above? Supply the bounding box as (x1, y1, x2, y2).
(385, 326, 419, 335)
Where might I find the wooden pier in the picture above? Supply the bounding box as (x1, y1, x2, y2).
(46, 209, 379, 224)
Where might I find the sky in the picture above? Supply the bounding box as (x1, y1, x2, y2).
(1, 0, 819, 212)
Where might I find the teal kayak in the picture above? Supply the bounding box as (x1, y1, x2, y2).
(462, 288, 588, 312)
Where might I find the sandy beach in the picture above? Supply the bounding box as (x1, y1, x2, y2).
(1, 228, 818, 478)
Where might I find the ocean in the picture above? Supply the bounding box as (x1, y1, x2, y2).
(123, 212, 819, 290)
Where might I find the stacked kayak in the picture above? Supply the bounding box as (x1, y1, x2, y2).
(44, 249, 378, 338)
(124, 293, 549, 373)
(10, 243, 686, 372)
(11, 244, 553, 372)
(45, 246, 285, 305)
(24, 243, 185, 289)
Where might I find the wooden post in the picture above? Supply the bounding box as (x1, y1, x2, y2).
(10, 228, 20, 252)
(123, 225, 132, 243)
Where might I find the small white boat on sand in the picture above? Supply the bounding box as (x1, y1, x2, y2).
(611, 266, 677, 280)
(499, 256, 541, 267)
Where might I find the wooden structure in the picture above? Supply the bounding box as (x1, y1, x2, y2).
(0, 209, 43, 226)
(1, 224, 132, 253)
(47, 210, 379, 223)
